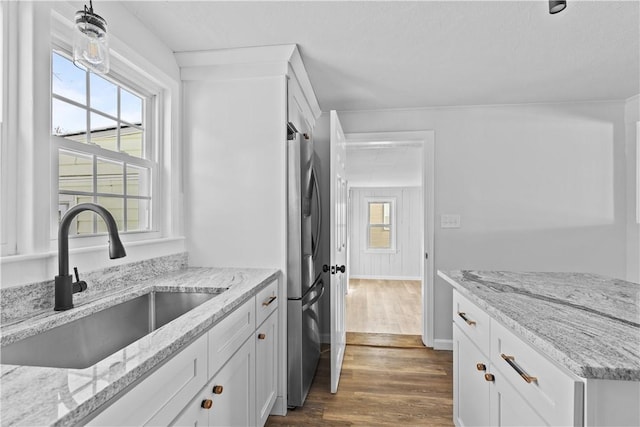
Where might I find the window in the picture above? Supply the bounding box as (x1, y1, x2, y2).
(366, 198, 396, 252)
(52, 51, 154, 235)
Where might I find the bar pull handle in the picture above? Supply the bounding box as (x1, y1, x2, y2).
(262, 295, 277, 306)
(457, 312, 476, 326)
(501, 354, 537, 383)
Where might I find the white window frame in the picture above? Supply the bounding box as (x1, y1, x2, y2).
(0, 2, 183, 289)
(51, 48, 158, 238)
(364, 197, 397, 253)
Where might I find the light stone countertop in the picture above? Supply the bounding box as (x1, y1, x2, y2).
(438, 270, 640, 381)
(0, 267, 279, 427)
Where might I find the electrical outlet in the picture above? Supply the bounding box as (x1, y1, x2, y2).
(441, 214, 461, 229)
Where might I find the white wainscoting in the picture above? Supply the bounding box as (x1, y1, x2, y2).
(349, 187, 422, 278)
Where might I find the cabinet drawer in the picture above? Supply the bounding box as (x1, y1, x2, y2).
(453, 290, 491, 355)
(208, 297, 255, 377)
(255, 279, 278, 327)
(490, 319, 583, 427)
(88, 334, 208, 426)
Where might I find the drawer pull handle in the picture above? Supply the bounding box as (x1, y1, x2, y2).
(262, 295, 277, 306)
(501, 354, 538, 383)
(457, 312, 476, 326)
(201, 399, 213, 409)
(476, 363, 486, 371)
(212, 385, 224, 394)
(258, 333, 266, 340)
(484, 373, 495, 382)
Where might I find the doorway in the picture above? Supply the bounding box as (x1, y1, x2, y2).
(343, 131, 435, 346)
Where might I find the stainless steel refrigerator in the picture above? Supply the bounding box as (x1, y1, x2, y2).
(286, 123, 324, 407)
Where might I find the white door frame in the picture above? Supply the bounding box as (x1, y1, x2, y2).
(344, 130, 435, 347)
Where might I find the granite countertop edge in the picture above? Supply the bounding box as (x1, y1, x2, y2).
(438, 270, 640, 382)
(0, 267, 280, 427)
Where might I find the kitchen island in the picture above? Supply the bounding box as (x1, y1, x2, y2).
(0, 265, 279, 426)
(439, 270, 640, 426)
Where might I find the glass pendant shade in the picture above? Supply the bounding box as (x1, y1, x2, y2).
(549, 0, 567, 14)
(73, 5, 109, 74)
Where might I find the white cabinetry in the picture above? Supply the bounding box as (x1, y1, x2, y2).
(255, 279, 279, 426)
(88, 334, 208, 427)
(453, 325, 490, 427)
(171, 337, 255, 427)
(256, 311, 278, 426)
(452, 290, 583, 427)
(88, 280, 279, 427)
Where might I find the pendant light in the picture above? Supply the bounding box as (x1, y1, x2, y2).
(549, 0, 567, 14)
(73, 0, 109, 74)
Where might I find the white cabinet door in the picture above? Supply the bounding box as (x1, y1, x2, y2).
(209, 337, 256, 427)
(169, 393, 210, 427)
(453, 324, 491, 427)
(88, 335, 208, 427)
(490, 370, 547, 427)
(256, 311, 278, 427)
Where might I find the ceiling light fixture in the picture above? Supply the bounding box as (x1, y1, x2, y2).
(73, 0, 109, 74)
(549, 0, 567, 14)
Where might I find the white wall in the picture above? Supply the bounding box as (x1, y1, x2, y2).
(349, 187, 422, 279)
(315, 101, 628, 344)
(183, 76, 287, 269)
(625, 95, 640, 282)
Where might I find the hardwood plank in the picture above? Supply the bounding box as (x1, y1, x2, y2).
(266, 340, 453, 426)
(347, 279, 422, 335)
(346, 332, 424, 348)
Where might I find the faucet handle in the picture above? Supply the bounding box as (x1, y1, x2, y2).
(72, 267, 88, 294)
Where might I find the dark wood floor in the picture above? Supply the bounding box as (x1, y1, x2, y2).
(267, 334, 453, 426)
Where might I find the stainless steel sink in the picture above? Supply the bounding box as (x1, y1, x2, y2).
(0, 290, 221, 369)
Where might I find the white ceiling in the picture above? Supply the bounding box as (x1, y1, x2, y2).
(346, 144, 423, 187)
(121, 0, 639, 112)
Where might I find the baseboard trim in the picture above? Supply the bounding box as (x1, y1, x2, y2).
(433, 339, 453, 351)
(350, 275, 422, 281)
(270, 396, 287, 416)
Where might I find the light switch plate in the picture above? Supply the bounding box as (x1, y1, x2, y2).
(441, 214, 461, 228)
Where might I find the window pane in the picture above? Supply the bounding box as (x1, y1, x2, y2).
(126, 165, 150, 197)
(97, 158, 123, 195)
(369, 202, 390, 225)
(52, 52, 86, 105)
(97, 196, 124, 232)
(90, 73, 117, 117)
(121, 89, 142, 125)
(90, 113, 118, 151)
(52, 99, 87, 142)
(121, 126, 143, 157)
(369, 225, 391, 249)
(59, 151, 93, 193)
(59, 195, 95, 235)
(127, 198, 150, 231)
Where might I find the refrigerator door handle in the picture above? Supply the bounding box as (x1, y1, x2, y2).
(311, 167, 322, 260)
(302, 279, 325, 311)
